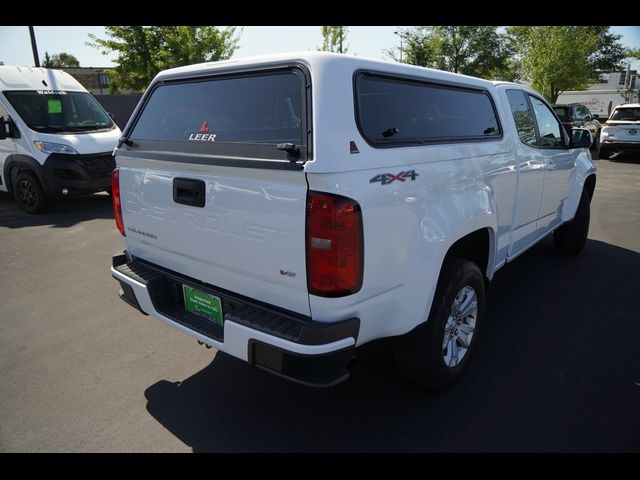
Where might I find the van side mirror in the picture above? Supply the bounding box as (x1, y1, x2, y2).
(0, 117, 19, 140)
(571, 128, 592, 148)
(0, 117, 8, 140)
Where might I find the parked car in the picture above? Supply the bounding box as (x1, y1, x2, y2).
(111, 52, 596, 389)
(598, 103, 640, 159)
(552, 103, 601, 148)
(0, 66, 121, 213)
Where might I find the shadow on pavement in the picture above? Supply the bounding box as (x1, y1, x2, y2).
(0, 192, 113, 229)
(144, 238, 640, 452)
(604, 152, 640, 164)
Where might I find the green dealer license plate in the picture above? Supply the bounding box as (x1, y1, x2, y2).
(183, 285, 224, 325)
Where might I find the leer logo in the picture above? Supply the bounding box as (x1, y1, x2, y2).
(189, 120, 216, 142)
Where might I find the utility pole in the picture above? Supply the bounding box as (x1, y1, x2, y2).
(339, 26, 343, 54)
(28, 26, 40, 67)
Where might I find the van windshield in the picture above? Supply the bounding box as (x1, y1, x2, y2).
(4, 90, 114, 133)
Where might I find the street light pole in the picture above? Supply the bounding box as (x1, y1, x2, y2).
(28, 26, 40, 67)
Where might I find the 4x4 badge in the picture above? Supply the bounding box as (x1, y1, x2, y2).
(370, 170, 419, 185)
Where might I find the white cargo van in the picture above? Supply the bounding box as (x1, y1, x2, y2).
(0, 66, 121, 213)
(110, 52, 596, 388)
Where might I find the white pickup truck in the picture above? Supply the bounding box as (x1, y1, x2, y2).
(111, 52, 596, 389)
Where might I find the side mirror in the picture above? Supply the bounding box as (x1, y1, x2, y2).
(571, 128, 592, 148)
(0, 117, 7, 140)
(592, 114, 599, 120)
(0, 116, 19, 140)
(108, 112, 116, 121)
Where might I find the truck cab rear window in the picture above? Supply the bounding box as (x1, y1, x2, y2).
(356, 73, 501, 146)
(130, 72, 303, 146)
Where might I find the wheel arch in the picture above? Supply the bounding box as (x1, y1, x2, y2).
(562, 150, 597, 222)
(444, 227, 495, 281)
(3, 154, 50, 196)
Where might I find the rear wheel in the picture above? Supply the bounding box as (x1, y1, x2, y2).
(393, 257, 486, 389)
(13, 171, 48, 214)
(553, 188, 590, 255)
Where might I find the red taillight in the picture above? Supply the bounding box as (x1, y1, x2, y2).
(306, 191, 363, 297)
(112, 167, 125, 236)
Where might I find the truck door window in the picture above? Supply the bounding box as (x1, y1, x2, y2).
(529, 95, 564, 148)
(506, 89, 537, 147)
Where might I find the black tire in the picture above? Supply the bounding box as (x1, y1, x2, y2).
(553, 188, 590, 255)
(13, 171, 48, 214)
(591, 129, 600, 149)
(598, 146, 611, 160)
(393, 257, 486, 389)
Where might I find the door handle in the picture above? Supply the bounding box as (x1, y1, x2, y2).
(173, 178, 206, 208)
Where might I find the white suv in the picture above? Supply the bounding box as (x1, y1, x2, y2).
(599, 103, 640, 159)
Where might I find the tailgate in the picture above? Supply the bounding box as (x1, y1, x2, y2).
(118, 157, 310, 315)
(115, 66, 311, 315)
(612, 123, 640, 142)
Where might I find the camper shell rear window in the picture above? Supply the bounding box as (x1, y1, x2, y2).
(127, 67, 309, 165)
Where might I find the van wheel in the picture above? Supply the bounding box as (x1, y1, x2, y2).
(393, 257, 486, 389)
(553, 188, 590, 255)
(13, 171, 48, 214)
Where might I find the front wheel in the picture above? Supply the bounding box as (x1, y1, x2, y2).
(13, 171, 48, 214)
(393, 257, 486, 389)
(553, 189, 590, 255)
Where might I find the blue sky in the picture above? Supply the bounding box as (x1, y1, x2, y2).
(1, 26, 639, 69)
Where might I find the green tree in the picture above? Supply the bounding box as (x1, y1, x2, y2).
(41, 51, 80, 68)
(509, 26, 627, 103)
(319, 26, 348, 53)
(387, 26, 516, 80)
(88, 26, 241, 92)
(585, 26, 628, 77)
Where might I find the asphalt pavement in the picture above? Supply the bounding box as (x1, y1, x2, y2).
(1, 152, 639, 452)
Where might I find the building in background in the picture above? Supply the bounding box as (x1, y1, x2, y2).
(556, 69, 638, 119)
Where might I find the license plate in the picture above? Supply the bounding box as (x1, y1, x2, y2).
(183, 285, 223, 325)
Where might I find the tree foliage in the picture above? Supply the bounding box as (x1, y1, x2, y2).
(42, 51, 80, 68)
(509, 26, 628, 103)
(387, 26, 516, 80)
(87, 26, 241, 92)
(319, 26, 348, 53)
(585, 26, 628, 76)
